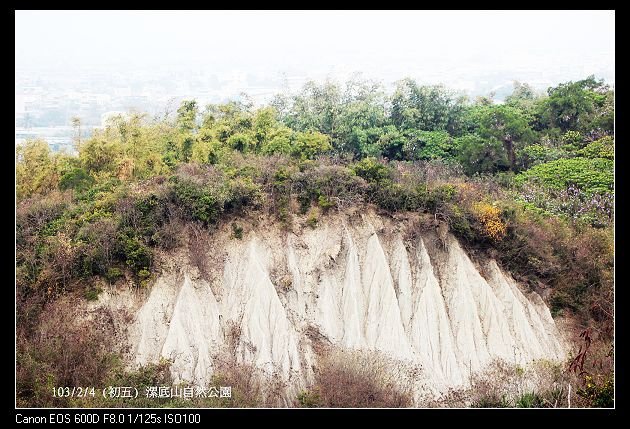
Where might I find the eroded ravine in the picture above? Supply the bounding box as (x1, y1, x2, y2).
(98, 211, 566, 403)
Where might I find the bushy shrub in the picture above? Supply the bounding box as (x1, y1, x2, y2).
(168, 177, 222, 225)
(223, 176, 263, 213)
(425, 184, 456, 211)
(16, 300, 119, 407)
(105, 267, 123, 283)
(317, 195, 335, 211)
(495, 204, 612, 325)
(471, 202, 507, 241)
(84, 284, 103, 301)
(76, 218, 119, 276)
(561, 130, 585, 148)
(456, 134, 509, 174)
(293, 130, 332, 159)
(471, 395, 511, 408)
(43, 240, 83, 288)
(209, 353, 287, 407)
(370, 183, 422, 212)
(116, 232, 152, 277)
(515, 157, 613, 195)
(100, 360, 174, 407)
(262, 133, 293, 156)
(231, 222, 244, 239)
(351, 157, 392, 184)
(516, 392, 545, 408)
(519, 143, 565, 169)
(296, 164, 367, 211)
(298, 349, 414, 408)
(577, 136, 614, 160)
(269, 165, 294, 220)
(517, 182, 613, 226)
(577, 375, 614, 408)
(151, 218, 183, 249)
(227, 132, 257, 153)
(306, 209, 319, 228)
(59, 167, 94, 191)
(297, 390, 321, 407)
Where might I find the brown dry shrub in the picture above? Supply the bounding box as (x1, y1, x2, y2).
(16, 191, 74, 292)
(208, 353, 288, 407)
(304, 324, 332, 356)
(152, 216, 184, 250)
(16, 297, 119, 407)
(175, 162, 224, 185)
(296, 164, 367, 211)
(491, 210, 612, 334)
(571, 228, 613, 285)
(301, 349, 415, 408)
(187, 222, 210, 279)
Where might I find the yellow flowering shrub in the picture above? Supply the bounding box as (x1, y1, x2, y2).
(471, 202, 507, 240)
(577, 374, 614, 407)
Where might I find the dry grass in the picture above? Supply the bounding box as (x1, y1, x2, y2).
(298, 348, 417, 408)
(431, 339, 613, 409)
(208, 353, 289, 407)
(430, 360, 569, 408)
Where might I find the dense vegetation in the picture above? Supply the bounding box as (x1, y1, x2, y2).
(16, 75, 614, 407)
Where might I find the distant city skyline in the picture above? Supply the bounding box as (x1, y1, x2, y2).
(15, 10, 615, 149)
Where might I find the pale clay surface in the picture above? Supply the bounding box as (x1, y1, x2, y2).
(98, 211, 566, 402)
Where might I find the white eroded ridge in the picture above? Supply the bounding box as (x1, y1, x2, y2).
(125, 214, 566, 398)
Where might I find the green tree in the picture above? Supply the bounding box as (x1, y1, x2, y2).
(335, 77, 388, 155)
(176, 100, 198, 133)
(456, 134, 509, 175)
(345, 127, 387, 158)
(390, 78, 466, 134)
(402, 130, 454, 160)
(293, 131, 332, 159)
(261, 126, 294, 156)
(538, 75, 612, 134)
(16, 140, 58, 199)
(505, 81, 539, 116)
(478, 105, 535, 171)
(227, 132, 257, 153)
(191, 138, 222, 164)
(519, 143, 564, 169)
(79, 137, 122, 176)
(204, 101, 253, 143)
(376, 125, 406, 160)
(281, 80, 342, 139)
(252, 107, 279, 147)
(59, 166, 94, 192)
(71, 116, 82, 148)
(176, 101, 199, 162)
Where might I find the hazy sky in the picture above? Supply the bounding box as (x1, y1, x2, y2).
(15, 10, 615, 89)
